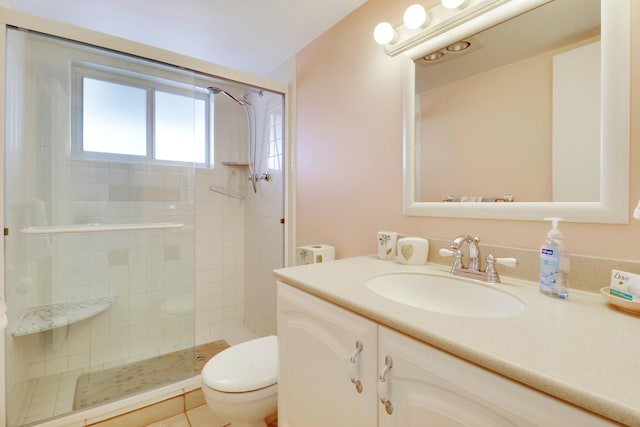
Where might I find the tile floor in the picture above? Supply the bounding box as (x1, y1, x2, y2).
(146, 405, 211, 427)
(146, 405, 277, 427)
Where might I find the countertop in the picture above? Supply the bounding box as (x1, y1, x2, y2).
(273, 256, 640, 426)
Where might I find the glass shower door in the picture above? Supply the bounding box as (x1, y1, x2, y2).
(4, 28, 199, 426)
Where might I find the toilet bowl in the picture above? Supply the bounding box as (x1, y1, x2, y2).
(201, 335, 278, 427)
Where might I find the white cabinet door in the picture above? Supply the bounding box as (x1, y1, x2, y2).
(277, 282, 378, 427)
(378, 326, 618, 427)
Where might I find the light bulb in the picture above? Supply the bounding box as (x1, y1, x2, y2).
(373, 22, 396, 45)
(423, 51, 444, 62)
(441, 0, 465, 9)
(446, 40, 471, 52)
(403, 4, 428, 30)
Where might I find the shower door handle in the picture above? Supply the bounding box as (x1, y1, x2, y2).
(0, 297, 7, 331)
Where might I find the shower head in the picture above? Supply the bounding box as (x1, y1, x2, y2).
(207, 86, 248, 106)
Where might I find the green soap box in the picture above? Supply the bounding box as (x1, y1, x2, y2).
(610, 269, 639, 301)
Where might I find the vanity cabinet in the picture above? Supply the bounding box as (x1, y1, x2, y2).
(277, 282, 618, 427)
(376, 326, 617, 426)
(277, 282, 378, 426)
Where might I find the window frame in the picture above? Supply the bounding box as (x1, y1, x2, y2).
(71, 64, 213, 168)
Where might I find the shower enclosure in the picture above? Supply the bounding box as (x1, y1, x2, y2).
(3, 25, 285, 427)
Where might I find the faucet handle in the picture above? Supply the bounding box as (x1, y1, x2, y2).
(485, 255, 518, 283)
(439, 248, 456, 257)
(439, 248, 463, 273)
(494, 257, 518, 268)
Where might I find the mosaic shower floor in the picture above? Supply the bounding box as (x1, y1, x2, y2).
(73, 340, 229, 410)
(17, 327, 259, 427)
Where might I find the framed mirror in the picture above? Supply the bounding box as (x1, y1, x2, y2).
(402, 0, 629, 223)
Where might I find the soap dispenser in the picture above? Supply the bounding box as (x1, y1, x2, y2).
(539, 217, 569, 299)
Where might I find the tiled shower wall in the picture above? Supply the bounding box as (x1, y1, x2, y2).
(243, 94, 284, 337)
(194, 166, 246, 345)
(5, 157, 246, 413)
(193, 88, 285, 343)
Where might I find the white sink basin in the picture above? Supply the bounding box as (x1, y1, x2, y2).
(366, 273, 525, 317)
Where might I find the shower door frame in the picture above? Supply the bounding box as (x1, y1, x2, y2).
(0, 7, 294, 426)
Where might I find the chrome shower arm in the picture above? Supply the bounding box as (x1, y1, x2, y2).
(207, 86, 247, 106)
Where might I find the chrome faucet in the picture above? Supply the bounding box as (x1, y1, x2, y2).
(450, 234, 481, 272)
(440, 235, 518, 283)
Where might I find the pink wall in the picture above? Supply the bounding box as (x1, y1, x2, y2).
(295, 0, 640, 261)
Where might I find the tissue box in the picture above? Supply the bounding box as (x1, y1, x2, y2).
(610, 270, 640, 301)
(296, 245, 335, 265)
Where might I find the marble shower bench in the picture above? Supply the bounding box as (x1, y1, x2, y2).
(12, 296, 117, 337)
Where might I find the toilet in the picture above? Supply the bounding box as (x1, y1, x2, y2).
(201, 335, 278, 427)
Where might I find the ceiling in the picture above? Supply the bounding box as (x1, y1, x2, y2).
(0, 0, 367, 77)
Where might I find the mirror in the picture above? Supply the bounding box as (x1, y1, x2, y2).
(402, 0, 629, 223)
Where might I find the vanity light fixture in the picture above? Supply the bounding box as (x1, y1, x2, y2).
(373, 0, 503, 56)
(446, 40, 471, 52)
(403, 4, 429, 30)
(441, 0, 468, 9)
(373, 21, 397, 45)
(423, 51, 445, 62)
(422, 40, 470, 63)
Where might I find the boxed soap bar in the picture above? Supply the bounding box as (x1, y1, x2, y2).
(610, 269, 640, 301)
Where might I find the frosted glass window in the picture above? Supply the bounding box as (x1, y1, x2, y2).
(76, 70, 211, 167)
(155, 91, 206, 163)
(267, 106, 283, 171)
(83, 78, 147, 156)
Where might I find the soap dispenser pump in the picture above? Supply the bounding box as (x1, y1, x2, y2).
(539, 217, 569, 299)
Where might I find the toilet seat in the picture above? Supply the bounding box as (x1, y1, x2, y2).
(202, 335, 278, 393)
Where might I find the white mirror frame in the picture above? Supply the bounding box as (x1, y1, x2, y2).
(402, 0, 630, 223)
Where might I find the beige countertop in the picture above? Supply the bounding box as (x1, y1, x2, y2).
(273, 256, 640, 426)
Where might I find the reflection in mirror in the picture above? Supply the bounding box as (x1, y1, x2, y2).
(416, 0, 599, 203)
(403, 0, 629, 223)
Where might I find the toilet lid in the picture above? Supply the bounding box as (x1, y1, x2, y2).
(202, 335, 278, 392)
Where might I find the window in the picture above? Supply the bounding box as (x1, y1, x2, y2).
(154, 90, 207, 163)
(74, 67, 211, 166)
(82, 77, 148, 156)
(266, 104, 283, 171)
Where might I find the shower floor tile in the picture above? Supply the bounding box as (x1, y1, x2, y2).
(21, 368, 84, 425)
(73, 340, 229, 410)
(17, 340, 230, 426)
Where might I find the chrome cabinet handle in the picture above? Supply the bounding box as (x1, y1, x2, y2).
(378, 355, 393, 415)
(349, 340, 364, 393)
